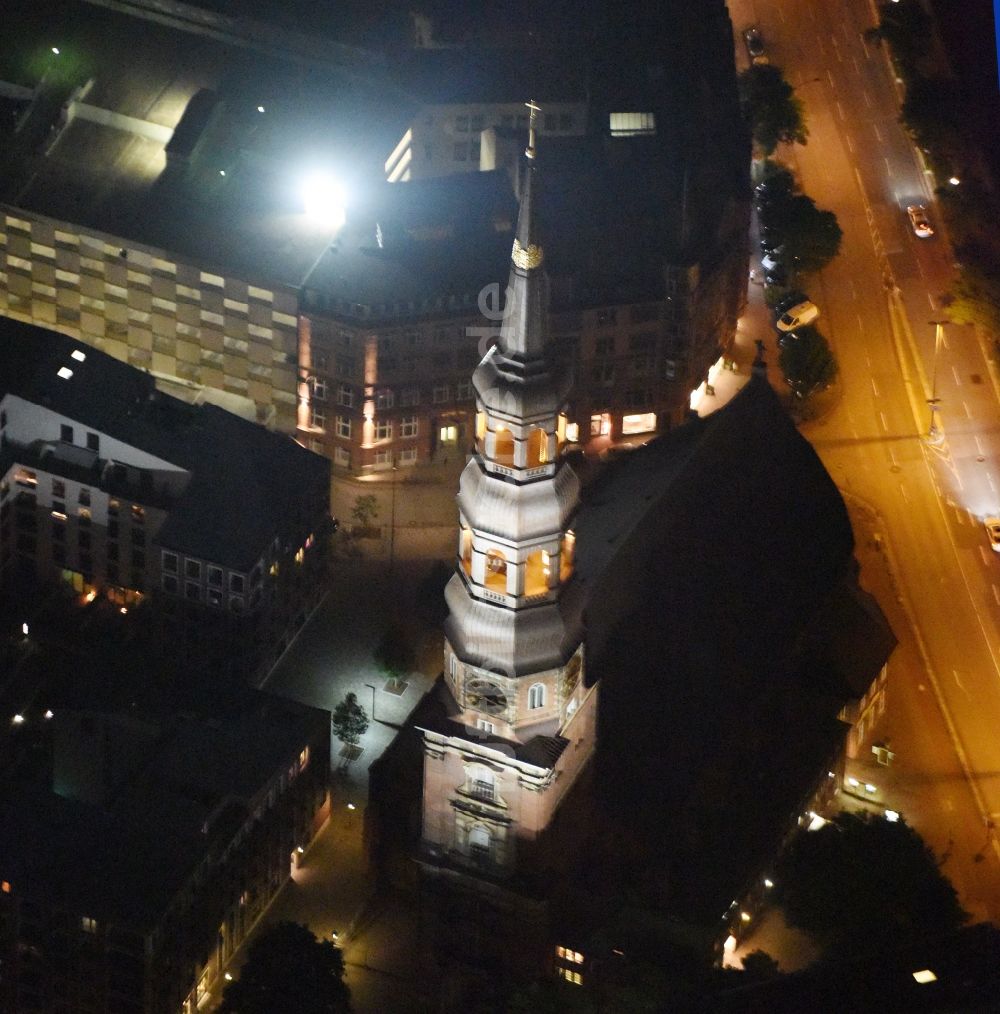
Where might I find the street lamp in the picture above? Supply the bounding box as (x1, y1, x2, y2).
(927, 320, 947, 441)
(364, 682, 377, 723)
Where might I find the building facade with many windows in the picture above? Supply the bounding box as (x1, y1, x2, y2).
(0, 318, 331, 681)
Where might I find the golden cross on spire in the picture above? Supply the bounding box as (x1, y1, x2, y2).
(525, 99, 541, 159)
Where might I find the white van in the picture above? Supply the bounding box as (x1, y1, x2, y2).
(776, 300, 820, 332)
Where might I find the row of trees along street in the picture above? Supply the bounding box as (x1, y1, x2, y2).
(868, 0, 1000, 336)
(738, 63, 842, 404)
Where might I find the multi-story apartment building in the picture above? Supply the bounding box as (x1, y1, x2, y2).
(0, 693, 330, 1014)
(0, 318, 331, 681)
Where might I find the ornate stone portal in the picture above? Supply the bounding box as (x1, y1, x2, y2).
(419, 105, 597, 874)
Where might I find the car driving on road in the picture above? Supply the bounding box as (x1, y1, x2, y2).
(907, 204, 934, 238)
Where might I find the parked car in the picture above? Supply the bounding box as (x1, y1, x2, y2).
(985, 517, 1000, 552)
(774, 290, 810, 316)
(743, 26, 767, 63)
(776, 300, 820, 332)
(907, 204, 934, 238)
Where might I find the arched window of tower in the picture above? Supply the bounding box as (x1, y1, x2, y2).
(528, 682, 546, 710)
(468, 824, 492, 863)
(493, 426, 515, 466)
(524, 549, 550, 597)
(460, 527, 473, 576)
(526, 427, 548, 468)
(484, 549, 508, 592)
(470, 765, 496, 801)
(560, 531, 576, 582)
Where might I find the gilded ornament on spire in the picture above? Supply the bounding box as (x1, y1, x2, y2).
(512, 237, 544, 270)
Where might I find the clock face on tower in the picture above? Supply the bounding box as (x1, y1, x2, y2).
(466, 678, 508, 716)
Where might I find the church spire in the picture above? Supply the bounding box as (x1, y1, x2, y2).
(502, 100, 546, 359)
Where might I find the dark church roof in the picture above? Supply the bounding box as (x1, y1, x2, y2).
(541, 375, 896, 929)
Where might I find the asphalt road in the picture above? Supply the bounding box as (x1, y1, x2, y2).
(731, 0, 1000, 922)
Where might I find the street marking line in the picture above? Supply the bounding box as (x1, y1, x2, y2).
(976, 435, 985, 454)
(993, 584, 1000, 606)
(884, 155, 891, 174)
(851, 282, 859, 302)
(982, 545, 991, 566)
(832, 36, 842, 61)
(847, 134, 855, 153)
(964, 401, 972, 419)
(864, 89, 873, 107)
(827, 69, 836, 88)
(942, 330, 950, 350)
(928, 292, 937, 310)
(853, 56, 862, 75)
(952, 365, 962, 386)
(779, 4, 786, 21)
(873, 123, 883, 141)
(880, 411, 889, 432)
(955, 507, 966, 525)
(818, 37, 826, 56)
(837, 101, 847, 121)
(899, 481, 909, 502)
(989, 473, 997, 493)
(872, 377, 880, 397)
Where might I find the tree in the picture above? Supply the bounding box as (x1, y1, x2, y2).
(900, 76, 967, 179)
(349, 494, 379, 530)
(373, 623, 415, 683)
(944, 258, 1000, 335)
(774, 811, 967, 959)
(768, 194, 842, 275)
(738, 64, 808, 156)
(218, 921, 351, 1014)
(868, 0, 933, 80)
(740, 950, 781, 982)
(777, 324, 838, 401)
(331, 692, 369, 747)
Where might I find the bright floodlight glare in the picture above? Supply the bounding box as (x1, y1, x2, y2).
(301, 173, 347, 228)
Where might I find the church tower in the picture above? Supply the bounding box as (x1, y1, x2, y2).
(420, 105, 597, 874)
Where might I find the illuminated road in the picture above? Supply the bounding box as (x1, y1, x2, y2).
(730, 0, 1000, 921)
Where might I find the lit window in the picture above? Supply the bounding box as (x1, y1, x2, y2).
(528, 683, 545, 710)
(440, 425, 458, 443)
(556, 946, 584, 964)
(299, 747, 310, 771)
(609, 112, 656, 136)
(621, 412, 656, 436)
(71, 349, 86, 362)
(590, 413, 611, 437)
(565, 422, 579, 442)
(556, 967, 583, 985)
(912, 969, 937, 984)
(131, 505, 145, 524)
(15, 469, 38, 488)
(57, 367, 73, 380)
(295, 547, 304, 564)
(476, 719, 495, 734)
(1, 881, 10, 894)
(81, 916, 98, 934)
